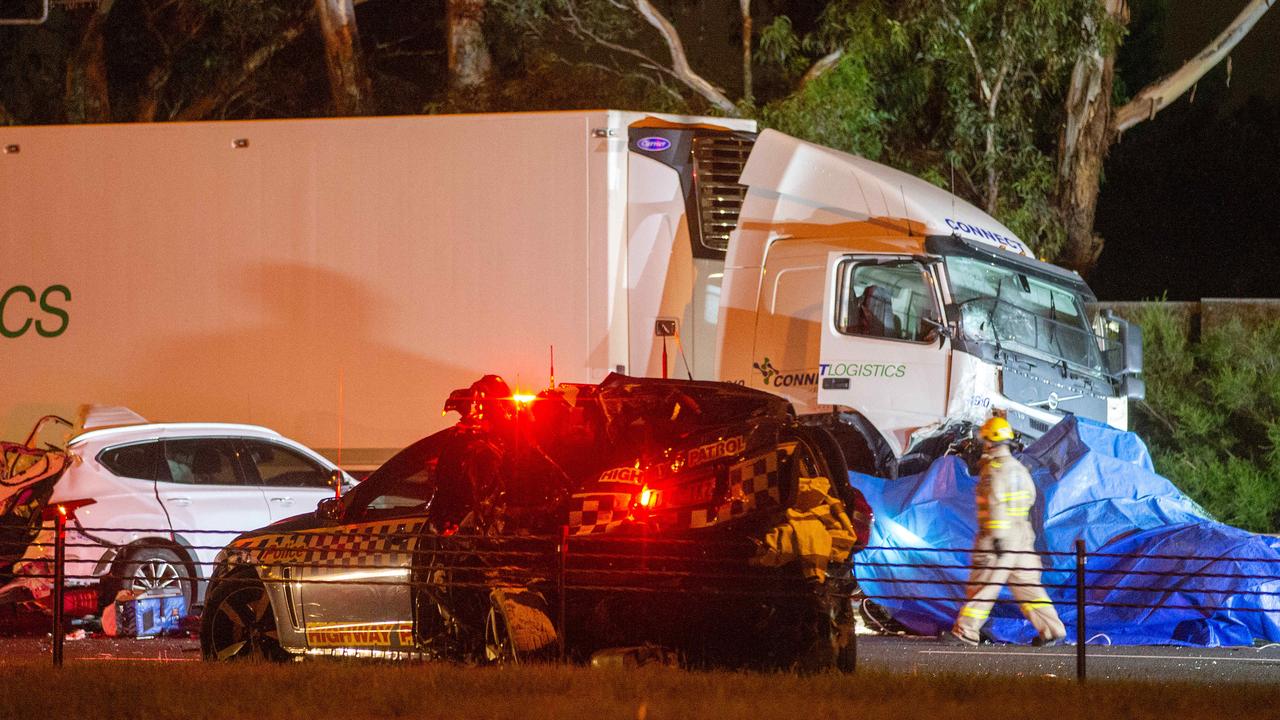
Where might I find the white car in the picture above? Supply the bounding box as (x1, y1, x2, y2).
(40, 422, 353, 610)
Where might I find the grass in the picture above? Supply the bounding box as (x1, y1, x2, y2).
(2, 661, 1276, 720)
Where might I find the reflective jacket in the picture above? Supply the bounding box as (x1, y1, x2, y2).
(974, 444, 1035, 540)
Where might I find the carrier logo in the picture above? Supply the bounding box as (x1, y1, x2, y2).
(753, 357, 780, 384)
(1, 284, 71, 339)
(944, 218, 1029, 255)
(820, 362, 907, 378)
(636, 136, 672, 152)
(755, 356, 908, 388)
(686, 436, 745, 467)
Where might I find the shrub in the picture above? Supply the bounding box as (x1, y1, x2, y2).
(1131, 304, 1280, 532)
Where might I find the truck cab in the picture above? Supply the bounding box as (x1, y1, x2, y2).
(716, 130, 1143, 471)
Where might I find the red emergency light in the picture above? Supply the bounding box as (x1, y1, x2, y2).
(41, 498, 96, 522)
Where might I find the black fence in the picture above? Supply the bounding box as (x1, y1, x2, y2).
(9, 512, 1278, 682)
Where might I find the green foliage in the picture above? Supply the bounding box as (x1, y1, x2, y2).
(1132, 304, 1280, 532)
(748, 0, 1114, 259)
(757, 53, 887, 158)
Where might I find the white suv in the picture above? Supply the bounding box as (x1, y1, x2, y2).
(42, 422, 351, 609)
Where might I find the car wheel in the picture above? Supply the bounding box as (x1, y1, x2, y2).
(201, 575, 287, 662)
(483, 587, 557, 664)
(104, 547, 194, 610)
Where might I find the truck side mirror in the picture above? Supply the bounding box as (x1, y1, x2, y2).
(1121, 375, 1146, 402)
(328, 468, 344, 488)
(920, 315, 952, 341)
(1099, 310, 1143, 378)
(1120, 319, 1143, 377)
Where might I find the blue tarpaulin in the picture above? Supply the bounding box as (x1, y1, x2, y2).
(851, 416, 1280, 646)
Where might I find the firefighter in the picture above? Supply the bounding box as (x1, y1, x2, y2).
(946, 416, 1066, 647)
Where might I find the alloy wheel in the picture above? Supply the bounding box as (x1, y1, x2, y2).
(208, 584, 280, 661)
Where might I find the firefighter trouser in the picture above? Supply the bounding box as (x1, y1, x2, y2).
(953, 529, 1066, 643)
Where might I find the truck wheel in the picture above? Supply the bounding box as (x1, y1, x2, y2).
(201, 576, 287, 662)
(483, 587, 558, 664)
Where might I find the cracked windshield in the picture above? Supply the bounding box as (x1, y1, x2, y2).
(945, 256, 1100, 371)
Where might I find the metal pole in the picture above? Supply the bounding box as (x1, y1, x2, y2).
(847, 585, 858, 673)
(1075, 539, 1086, 683)
(52, 508, 66, 669)
(557, 525, 568, 663)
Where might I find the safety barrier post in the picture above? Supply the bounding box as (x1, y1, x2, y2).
(558, 525, 568, 663)
(51, 507, 67, 668)
(1075, 539, 1086, 683)
(847, 587, 857, 674)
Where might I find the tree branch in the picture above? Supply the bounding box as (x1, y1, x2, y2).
(1114, 0, 1274, 133)
(799, 49, 843, 87)
(631, 0, 736, 112)
(174, 18, 309, 121)
(559, 1, 684, 86)
(943, 7, 991, 104)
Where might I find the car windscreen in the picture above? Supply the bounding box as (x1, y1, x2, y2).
(341, 431, 446, 515)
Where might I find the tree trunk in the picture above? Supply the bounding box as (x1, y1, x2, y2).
(740, 0, 752, 106)
(64, 0, 116, 123)
(1055, 0, 1273, 274)
(446, 0, 492, 92)
(315, 0, 373, 115)
(1055, 0, 1128, 273)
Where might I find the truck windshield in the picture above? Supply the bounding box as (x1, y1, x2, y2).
(944, 255, 1102, 372)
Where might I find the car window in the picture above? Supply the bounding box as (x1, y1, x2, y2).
(244, 440, 330, 489)
(344, 432, 446, 518)
(99, 442, 161, 480)
(163, 439, 250, 486)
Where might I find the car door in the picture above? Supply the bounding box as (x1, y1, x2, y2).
(297, 435, 442, 652)
(157, 437, 273, 584)
(240, 439, 337, 523)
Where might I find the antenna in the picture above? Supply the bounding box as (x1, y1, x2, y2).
(336, 366, 344, 497)
(549, 345, 555, 389)
(674, 330, 694, 381)
(950, 156, 957, 219)
(899, 185, 911, 236)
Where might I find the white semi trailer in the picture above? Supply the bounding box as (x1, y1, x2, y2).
(1, 112, 1142, 473)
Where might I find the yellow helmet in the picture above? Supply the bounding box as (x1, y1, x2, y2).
(979, 417, 1015, 443)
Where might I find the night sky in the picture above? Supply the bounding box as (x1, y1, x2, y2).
(1092, 1, 1280, 300)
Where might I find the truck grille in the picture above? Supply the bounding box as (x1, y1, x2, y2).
(692, 134, 753, 253)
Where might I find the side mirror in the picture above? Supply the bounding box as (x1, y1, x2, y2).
(328, 468, 344, 489)
(317, 496, 343, 523)
(1100, 311, 1143, 377)
(1121, 375, 1146, 402)
(1119, 320, 1143, 376)
(920, 315, 952, 344)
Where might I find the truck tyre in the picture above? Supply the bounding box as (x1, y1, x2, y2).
(804, 412, 895, 477)
(483, 587, 558, 664)
(103, 546, 194, 614)
(201, 575, 288, 662)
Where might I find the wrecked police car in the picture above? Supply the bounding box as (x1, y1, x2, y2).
(201, 374, 871, 669)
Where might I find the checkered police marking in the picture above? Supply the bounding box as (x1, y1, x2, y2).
(683, 448, 784, 529)
(567, 492, 632, 535)
(568, 449, 789, 535)
(232, 519, 424, 569)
